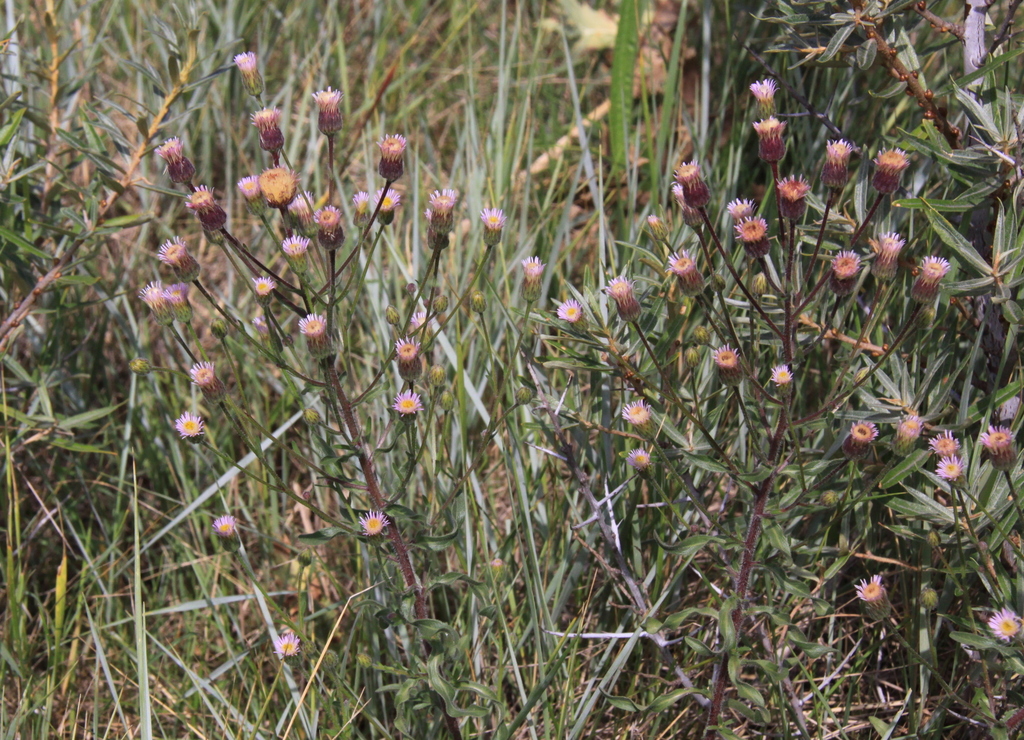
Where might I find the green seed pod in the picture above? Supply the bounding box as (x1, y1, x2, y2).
(710, 274, 727, 293)
(129, 358, 152, 375)
(693, 326, 711, 345)
(432, 294, 449, 313)
(428, 364, 446, 387)
(385, 305, 401, 325)
(921, 587, 939, 610)
(684, 347, 701, 369)
(303, 408, 322, 426)
(440, 390, 455, 412)
(470, 291, 486, 314)
(211, 320, 228, 339)
(515, 386, 534, 405)
(751, 272, 769, 297)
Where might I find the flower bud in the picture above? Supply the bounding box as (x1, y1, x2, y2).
(163, 283, 193, 323)
(671, 184, 704, 227)
(186, 186, 227, 232)
(481, 208, 507, 247)
(666, 250, 704, 296)
(921, 587, 939, 610)
(751, 272, 769, 297)
(911, 256, 950, 304)
(375, 188, 401, 226)
(299, 313, 332, 358)
(385, 305, 401, 325)
(155, 138, 195, 184)
(820, 490, 840, 507)
(432, 294, 449, 314)
(980, 425, 1017, 471)
(843, 421, 878, 460)
(428, 189, 458, 234)
(488, 557, 506, 577)
(710, 274, 727, 293)
(515, 386, 534, 405)
(829, 251, 861, 296)
(777, 175, 810, 221)
(713, 345, 743, 386)
(693, 326, 711, 345)
(916, 306, 936, 329)
(605, 276, 641, 321)
(684, 347, 701, 369)
(237, 175, 266, 216)
(871, 148, 909, 195)
(288, 192, 317, 238)
(673, 161, 710, 209)
(752, 117, 787, 163)
(312, 87, 343, 135)
(377, 134, 407, 181)
(521, 257, 546, 302)
(926, 530, 941, 548)
(428, 364, 446, 387)
(252, 316, 270, 344)
(315, 206, 345, 251)
(233, 52, 264, 97)
(471, 291, 486, 313)
(822, 139, 854, 190)
(281, 236, 310, 275)
(440, 390, 455, 412)
(303, 408, 322, 426)
(871, 232, 905, 281)
(749, 78, 777, 117)
(130, 358, 152, 375)
(735, 217, 770, 259)
(252, 108, 284, 153)
(356, 653, 372, 668)
(892, 415, 923, 456)
(646, 214, 669, 242)
(395, 337, 423, 381)
(258, 167, 298, 209)
(157, 237, 201, 283)
(352, 192, 371, 228)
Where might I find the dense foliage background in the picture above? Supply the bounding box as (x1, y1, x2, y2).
(2, 0, 1023, 737)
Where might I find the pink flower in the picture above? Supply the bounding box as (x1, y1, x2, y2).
(359, 511, 389, 536)
(392, 390, 424, 416)
(988, 607, 1021, 642)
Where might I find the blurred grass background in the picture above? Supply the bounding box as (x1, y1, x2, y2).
(3, 0, 1023, 737)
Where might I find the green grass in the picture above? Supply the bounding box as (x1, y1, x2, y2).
(3, 0, 1024, 738)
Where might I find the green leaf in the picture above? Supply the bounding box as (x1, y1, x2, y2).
(646, 688, 704, 714)
(878, 449, 928, 488)
(921, 203, 991, 277)
(56, 404, 120, 430)
(297, 527, 347, 544)
(719, 595, 739, 652)
(603, 693, 643, 712)
(608, 0, 638, 169)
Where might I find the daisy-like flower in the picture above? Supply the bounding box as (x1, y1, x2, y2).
(252, 276, 276, 306)
(375, 188, 401, 225)
(936, 455, 966, 483)
(980, 425, 1017, 471)
(777, 175, 810, 221)
(855, 575, 890, 619)
(605, 276, 641, 322)
(646, 214, 668, 242)
(237, 175, 265, 215)
(352, 191, 371, 227)
(726, 198, 756, 222)
(822, 139, 854, 190)
(929, 431, 960, 457)
(186, 186, 227, 232)
(521, 257, 546, 302)
(314, 206, 344, 252)
(712, 345, 743, 386)
(673, 161, 710, 209)
(298, 313, 332, 358)
(666, 250, 704, 296)
(911, 256, 950, 304)
(893, 415, 923, 456)
(174, 412, 205, 439)
(871, 232, 905, 281)
(410, 311, 428, 331)
(273, 632, 302, 660)
(481, 208, 507, 247)
(394, 337, 422, 381)
(749, 78, 777, 116)
(258, 167, 298, 209)
(212, 515, 237, 538)
(829, 251, 862, 296)
(251, 107, 284, 153)
(988, 607, 1021, 642)
(770, 364, 793, 388)
(312, 87, 343, 135)
(671, 183, 703, 227)
(359, 511, 389, 537)
(843, 421, 879, 460)
(163, 282, 193, 323)
(139, 281, 174, 325)
(752, 117, 787, 163)
(392, 390, 424, 416)
(155, 137, 195, 184)
(622, 400, 653, 433)
(556, 299, 585, 325)
(734, 217, 770, 259)
(282, 235, 310, 273)
(626, 448, 652, 472)
(428, 189, 459, 232)
(233, 52, 263, 97)
(189, 361, 227, 402)
(377, 134, 408, 181)
(287, 191, 316, 237)
(872, 148, 909, 194)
